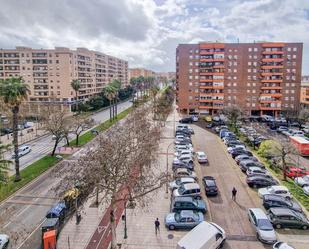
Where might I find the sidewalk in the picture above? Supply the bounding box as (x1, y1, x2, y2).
(115, 107, 187, 248)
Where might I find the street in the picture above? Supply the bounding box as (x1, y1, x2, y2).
(0, 100, 132, 249)
(3, 100, 132, 175)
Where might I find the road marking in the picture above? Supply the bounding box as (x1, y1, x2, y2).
(14, 194, 59, 200)
(16, 218, 46, 249)
(5, 200, 55, 206)
(97, 225, 106, 234)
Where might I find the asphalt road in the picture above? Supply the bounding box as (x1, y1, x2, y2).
(0, 100, 132, 249)
(4, 100, 132, 174)
(192, 123, 309, 249)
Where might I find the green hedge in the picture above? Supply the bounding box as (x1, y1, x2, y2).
(0, 156, 60, 202)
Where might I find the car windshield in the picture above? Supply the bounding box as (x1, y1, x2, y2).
(257, 219, 273, 231)
(175, 212, 181, 222)
(206, 180, 215, 186)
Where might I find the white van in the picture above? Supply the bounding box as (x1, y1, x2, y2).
(12, 145, 31, 158)
(176, 221, 226, 249)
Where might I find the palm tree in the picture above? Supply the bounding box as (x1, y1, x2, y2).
(103, 84, 117, 121)
(71, 79, 81, 112)
(0, 77, 29, 181)
(0, 144, 12, 183)
(110, 79, 121, 117)
(130, 77, 138, 104)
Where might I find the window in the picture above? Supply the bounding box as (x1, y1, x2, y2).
(247, 82, 251, 86)
(254, 48, 258, 52)
(249, 55, 252, 59)
(195, 49, 199, 53)
(252, 103, 256, 107)
(189, 76, 192, 79)
(189, 55, 193, 59)
(233, 62, 237, 66)
(287, 69, 290, 73)
(252, 89, 256, 93)
(248, 69, 251, 73)
(291, 90, 295, 94)
(292, 54, 296, 59)
(253, 69, 257, 73)
(252, 82, 256, 86)
(195, 76, 199, 79)
(293, 47, 297, 51)
(189, 82, 193, 86)
(195, 62, 199, 66)
(248, 62, 252, 66)
(233, 69, 237, 73)
(233, 76, 237, 80)
(233, 55, 238, 59)
(248, 48, 252, 52)
(248, 76, 251, 80)
(287, 47, 291, 51)
(247, 89, 250, 93)
(253, 55, 257, 59)
(189, 62, 193, 66)
(285, 90, 289, 94)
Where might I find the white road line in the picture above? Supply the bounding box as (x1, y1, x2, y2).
(16, 218, 46, 249)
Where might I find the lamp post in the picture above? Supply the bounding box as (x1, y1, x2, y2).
(124, 200, 128, 239)
(166, 142, 174, 194)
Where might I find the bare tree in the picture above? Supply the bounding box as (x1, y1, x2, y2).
(42, 107, 68, 156)
(222, 105, 242, 132)
(55, 104, 167, 249)
(258, 139, 298, 180)
(297, 108, 309, 129)
(69, 115, 94, 146)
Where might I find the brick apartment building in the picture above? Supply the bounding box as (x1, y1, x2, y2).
(129, 68, 155, 79)
(300, 75, 309, 107)
(0, 47, 128, 107)
(176, 42, 303, 116)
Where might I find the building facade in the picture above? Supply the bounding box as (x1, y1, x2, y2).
(300, 76, 309, 107)
(0, 47, 128, 105)
(129, 68, 155, 79)
(176, 42, 303, 116)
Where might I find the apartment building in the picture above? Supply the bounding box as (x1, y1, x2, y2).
(129, 68, 155, 79)
(300, 76, 309, 107)
(176, 42, 303, 116)
(0, 47, 128, 105)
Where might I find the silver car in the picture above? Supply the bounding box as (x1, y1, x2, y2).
(248, 208, 277, 244)
(165, 210, 204, 230)
(169, 177, 196, 190)
(0, 234, 9, 249)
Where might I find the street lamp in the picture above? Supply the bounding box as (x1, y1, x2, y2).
(124, 201, 128, 239)
(166, 141, 174, 194)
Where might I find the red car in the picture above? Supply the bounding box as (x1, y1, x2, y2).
(284, 166, 309, 179)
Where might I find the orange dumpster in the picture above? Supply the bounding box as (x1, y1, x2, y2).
(43, 230, 57, 249)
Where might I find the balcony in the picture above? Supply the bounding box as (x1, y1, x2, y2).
(261, 72, 283, 76)
(199, 105, 213, 109)
(260, 98, 281, 103)
(261, 65, 284, 69)
(262, 43, 285, 48)
(200, 58, 213, 62)
(260, 105, 281, 110)
(262, 58, 284, 63)
(261, 86, 282, 90)
(260, 93, 282, 98)
(262, 50, 284, 55)
(261, 79, 283, 83)
(200, 78, 213, 82)
(213, 65, 224, 69)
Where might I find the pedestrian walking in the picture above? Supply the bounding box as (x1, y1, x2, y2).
(232, 187, 237, 201)
(155, 218, 160, 235)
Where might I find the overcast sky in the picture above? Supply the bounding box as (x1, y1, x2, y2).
(0, 0, 308, 74)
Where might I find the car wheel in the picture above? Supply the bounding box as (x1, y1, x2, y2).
(256, 233, 260, 241)
(3, 241, 9, 249)
(196, 195, 202, 200)
(302, 225, 308, 230)
(276, 224, 281, 229)
(169, 225, 175, 230)
(253, 184, 257, 188)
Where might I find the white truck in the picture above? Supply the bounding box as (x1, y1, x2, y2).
(176, 221, 226, 249)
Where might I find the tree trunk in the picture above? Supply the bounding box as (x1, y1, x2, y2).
(115, 98, 118, 119)
(12, 106, 21, 182)
(65, 136, 70, 146)
(51, 139, 59, 156)
(112, 99, 115, 120)
(110, 199, 117, 249)
(95, 183, 99, 206)
(282, 155, 287, 181)
(76, 134, 79, 146)
(109, 99, 112, 122)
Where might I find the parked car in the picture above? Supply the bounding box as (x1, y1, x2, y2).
(235, 155, 258, 164)
(11, 145, 31, 159)
(175, 144, 193, 152)
(231, 149, 253, 158)
(303, 185, 309, 196)
(0, 128, 13, 135)
(227, 145, 246, 153)
(202, 176, 218, 196)
(165, 210, 203, 230)
(246, 166, 267, 176)
(188, 127, 194, 134)
(171, 196, 207, 214)
(195, 151, 208, 164)
(277, 126, 288, 133)
(176, 154, 194, 164)
(294, 175, 309, 187)
(240, 160, 265, 172)
(172, 159, 194, 171)
(268, 207, 309, 230)
(284, 166, 309, 179)
(169, 178, 196, 190)
(0, 234, 9, 249)
(179, 117, 193, 124)
(246, 175, 278, 188)
(175, 150, 193, 158)
(191, 115, 199, 122)
(173, 183, 202, 199)
(258, 186, 292, 199)
(248, 208, 277, 244)
(263, 195, 303, 213)
(174, 168, 197, 179)
(273, 242, 295, 249)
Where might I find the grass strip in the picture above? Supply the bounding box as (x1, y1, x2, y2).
(0, 156, 60, 202)
(69, 107, 132, 147)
